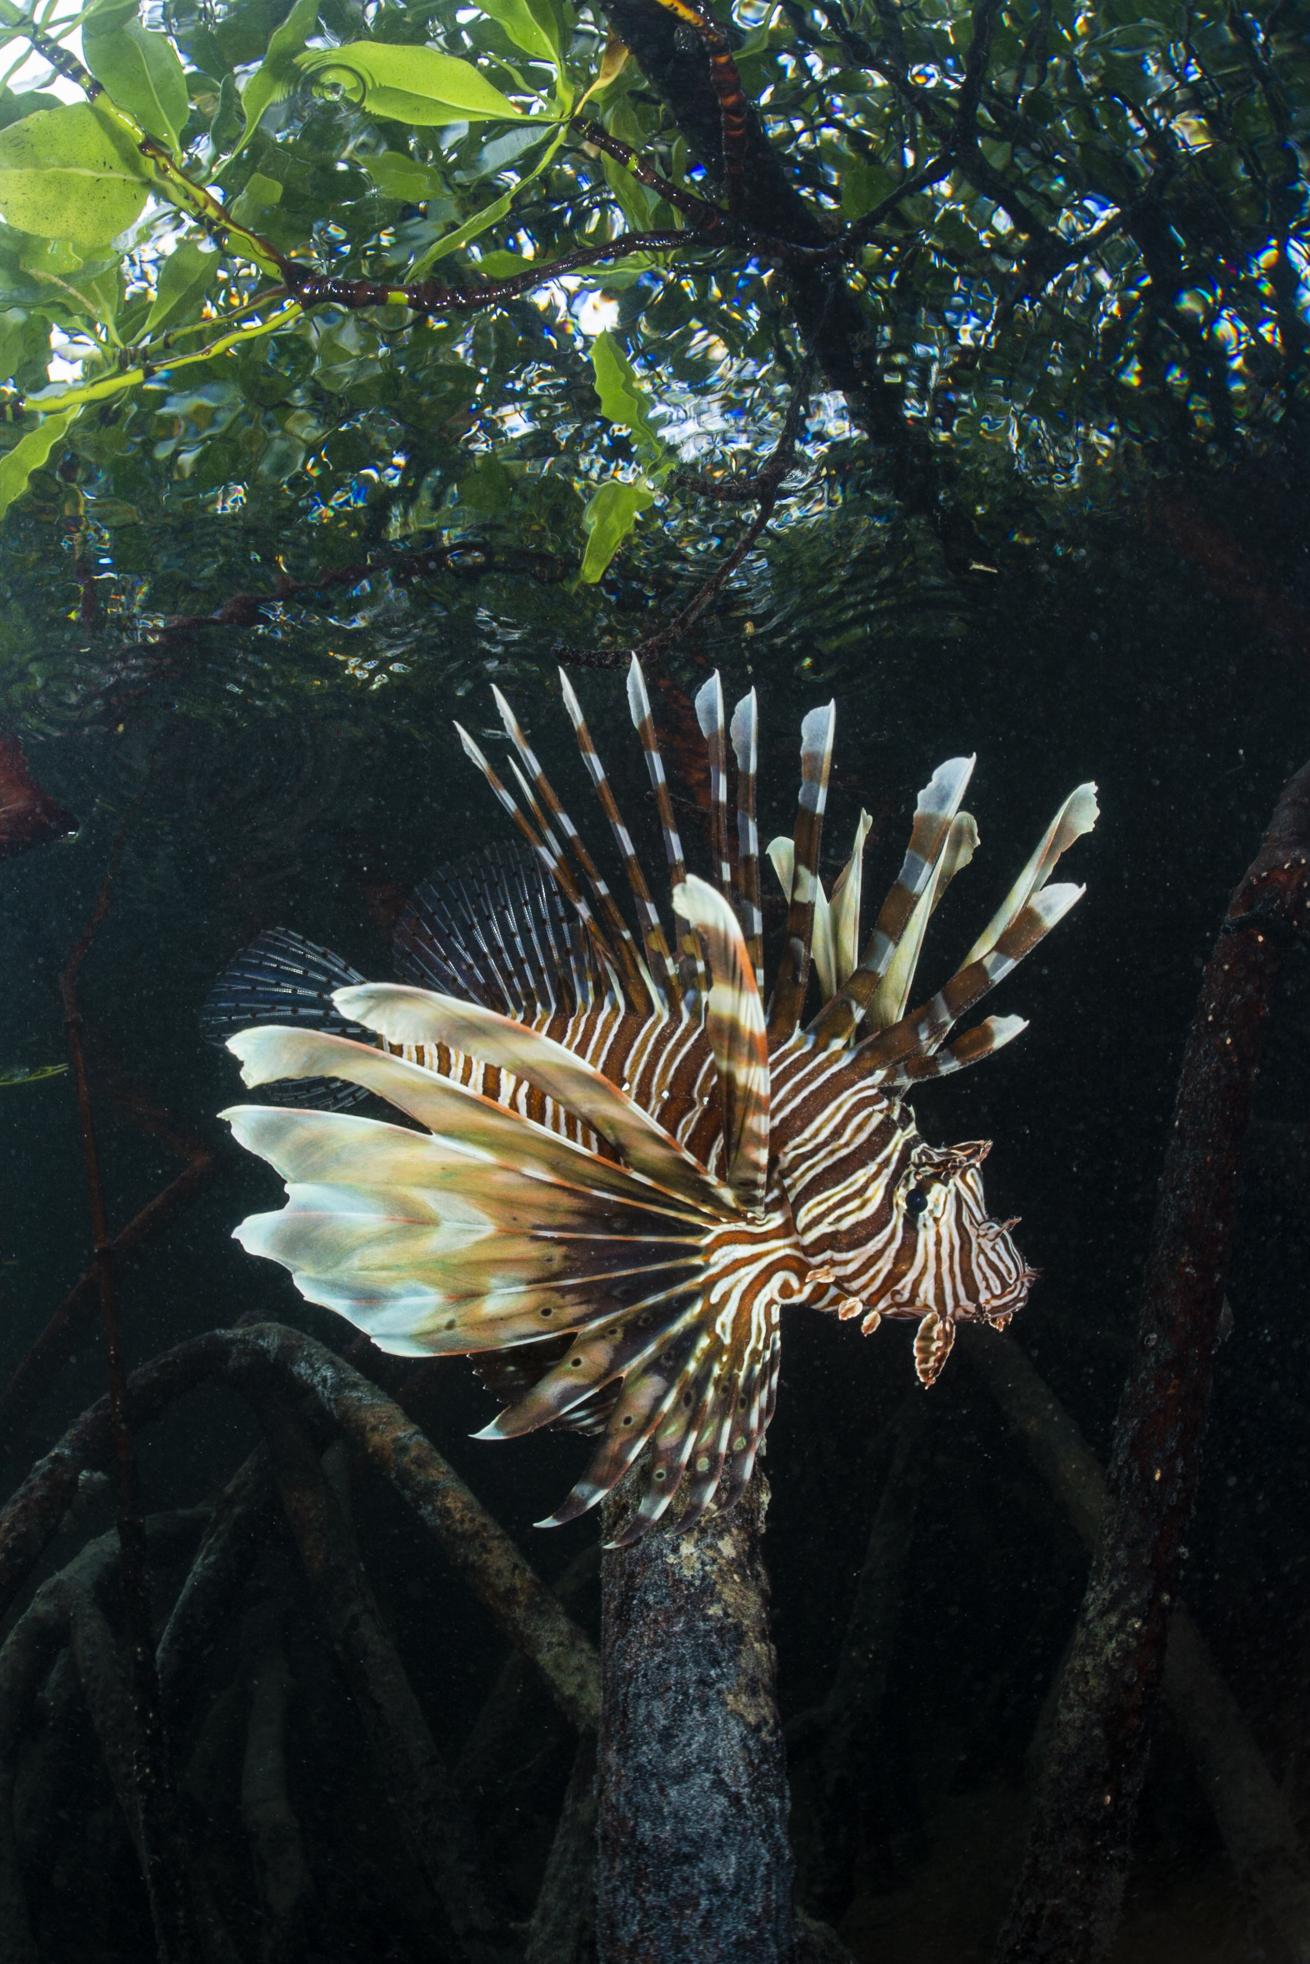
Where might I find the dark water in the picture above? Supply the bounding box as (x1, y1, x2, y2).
(2, 335, 1310, 1964)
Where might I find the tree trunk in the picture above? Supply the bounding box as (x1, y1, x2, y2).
(597, 1474, 793, 1964)
(994, 757, 1310, 1964)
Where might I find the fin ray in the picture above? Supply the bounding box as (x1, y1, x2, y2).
(333, 982, 740, 1215)
(672, 876, 770, 1211)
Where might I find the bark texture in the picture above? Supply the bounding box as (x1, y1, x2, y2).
(597, 1475, 793, 1964)
(994, 757, 1310, 1964)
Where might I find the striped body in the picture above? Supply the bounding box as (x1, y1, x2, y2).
(216, 661, 1097, 1541)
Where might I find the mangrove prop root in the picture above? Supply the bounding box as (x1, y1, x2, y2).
(156, 1450, 277, 1722)
(0, 1513, 205, 1964)
(994, 755, 1310, 1964)
(793, 1909, 861, 1964)
(239, 1630, 309, 1964)
(597, 1473, 793, 1964)
(798, 1391, 930, 1919)
(456, 1543, 595, 1798)
(969, 1330, 1310, 1964)
(524, 1733, 598, 1964)
(0, 1322, 600, 1733)
(262, 1403, 514, 1964)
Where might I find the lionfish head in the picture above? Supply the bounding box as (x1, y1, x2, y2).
(845, 1137, 1036, 1385)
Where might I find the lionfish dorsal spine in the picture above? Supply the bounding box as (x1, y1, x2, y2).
(810, 755, 976, 1046)
(625, 657, 707, 1002)
(454, 720, 628, 1012)
(693, 673, 732, 901)
(557, 667, 680, 1005)
(491, 685, 658, 1017)
(728, 688, 764, 989)
(808, 808, 874, 1000)
(672, 875, 771, 1211)
(767, 701, 836, 1040)
(895, 1009, 1029, 1087)
(866, 805, 980, 1031)
(959, 781, 1100, 969)
(856, 877, 1087, 1078)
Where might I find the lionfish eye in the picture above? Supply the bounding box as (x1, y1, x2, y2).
(905, 1186, 929, 1218)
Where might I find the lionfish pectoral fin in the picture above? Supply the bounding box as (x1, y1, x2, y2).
(225, 1024, 712, 1219)
(333, 982, 739, 1215)
(219, 1073, 722, 1365)
(539, 1216, 812, 1544)
(203, 929, 370, 1111)
(672, 876, 771, 1212)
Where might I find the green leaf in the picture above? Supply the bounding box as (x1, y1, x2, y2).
(590, 330, 669, 468)
(839, 155, 897, 221)
(209, 73, 244, 155)
(82, 0, 190, 152)
(18, 235, 123, 340)
(407, 122, 566, 276)
(0, 105, 148, 247)
(231, 169, 283, 222)
(143, 238, 216, 336)
(0, 1061, 67, 1086)
(476, 0, 561, 67)
(296, 43, 530, 127)
(233, 0, 319, 161)
(457, 454, 513, 514)
(474, 248, 533, 278)
(0, 404, 79, 519)
(359, 150, 445, 202)
(578, 478, 652, 583)
(0, 91, 64, 135)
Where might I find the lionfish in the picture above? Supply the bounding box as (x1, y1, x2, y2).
(212, 661, 1097, 1542)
